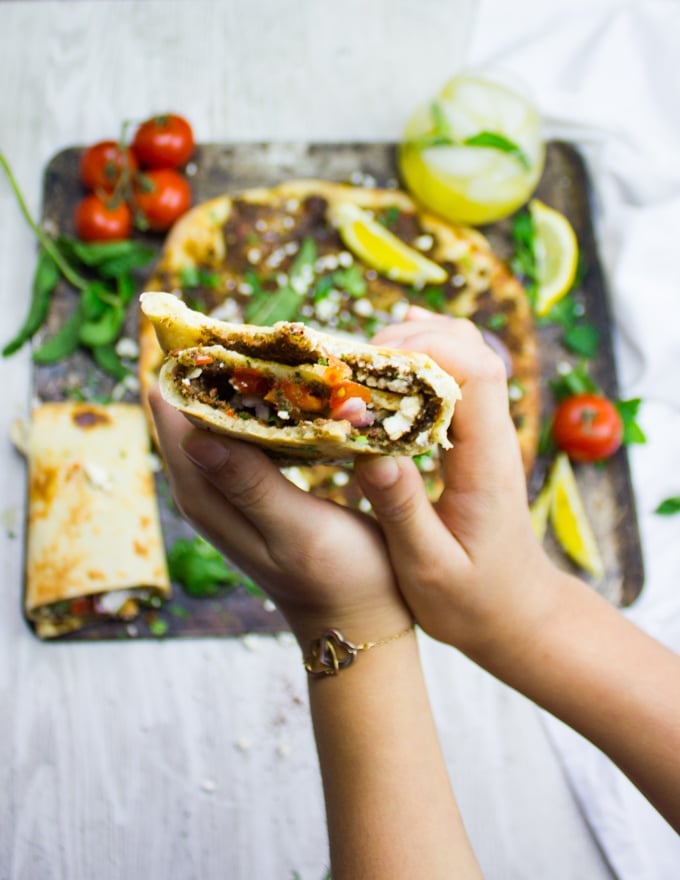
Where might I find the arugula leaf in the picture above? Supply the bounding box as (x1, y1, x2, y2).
(655, 497, 680, 516)
(180, 265, 220, 289)
(615, 398, 646, 445)
(378, 205, 402, 229)
(462, 131, 530, 169)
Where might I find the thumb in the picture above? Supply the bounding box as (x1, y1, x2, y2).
(355, 456, 461, 579)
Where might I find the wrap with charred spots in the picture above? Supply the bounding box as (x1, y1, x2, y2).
(140, 291, 461, 463)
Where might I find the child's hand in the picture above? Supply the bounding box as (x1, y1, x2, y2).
(355, 310, 555, 662)
(150, 389, 411, 645)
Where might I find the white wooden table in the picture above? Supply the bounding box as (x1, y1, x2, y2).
(0, 3, 616, 878)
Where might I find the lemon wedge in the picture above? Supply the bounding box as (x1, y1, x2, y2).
(328, 202, 447, 285)
(399, 72, 545, 226)
(529, 482, 553, 541)
(548, 453, 604, 581)
(530, 199, 579, 316)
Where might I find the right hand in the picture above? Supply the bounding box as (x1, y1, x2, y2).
(355, 309, 557, 663)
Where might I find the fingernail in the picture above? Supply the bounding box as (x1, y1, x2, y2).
(359, 456, 400, 489)
(180, 432, 230, 471)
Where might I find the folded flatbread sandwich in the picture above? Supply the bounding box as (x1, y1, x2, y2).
(140, 291, 461, 463)
(24, 402, 170, 638)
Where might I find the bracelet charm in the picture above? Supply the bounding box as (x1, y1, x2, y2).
(303, 624, 414, 677)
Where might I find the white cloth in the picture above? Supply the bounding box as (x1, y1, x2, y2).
(469, 1, 680, 876)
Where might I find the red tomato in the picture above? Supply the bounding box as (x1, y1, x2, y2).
(329, 381, 371, 409)
(273, 380, 325, 412)
(74, 194, 133, 242)
(552, 393, 624, 462)
(230, 368, 272, 398)
(132, 114, 195, 169)
(134, 169, 192, 231)
(79, 140, 137, 192)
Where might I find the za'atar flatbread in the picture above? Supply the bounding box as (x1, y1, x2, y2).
(141, 291, 461, 463)
(139, 179, 540, 476)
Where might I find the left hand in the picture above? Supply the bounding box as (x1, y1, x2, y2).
(150, 389, 411, 645)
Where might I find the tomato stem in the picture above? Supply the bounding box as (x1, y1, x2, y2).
(0, 152, 88, 291)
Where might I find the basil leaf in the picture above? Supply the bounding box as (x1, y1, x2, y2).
(2, 248, 60, 356)
(332, 265, 366, 298)
(78, 302, 126, 347)
(655, 497, 680, 516)
(563, 323, 600, 357)
(32, 306, 83, 364)
(92, 343, 130, 380)
(616, 397, 647, 446)
(168, 535, 261, 597)
(245, 285, 303, 325)
(463, 131, 530, 169)
(549, 361, 599, 401)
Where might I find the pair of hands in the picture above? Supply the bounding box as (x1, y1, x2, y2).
(151, 308, 554, 655)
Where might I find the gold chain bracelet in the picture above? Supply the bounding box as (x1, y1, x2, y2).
(303, 623, 414, 677)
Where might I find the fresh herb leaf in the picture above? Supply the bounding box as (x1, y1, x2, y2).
(180, 265, 220, 289)
(332, 265, 366, 298)
(149, 619, 169, 637)
(462, 131, 530, 169)
(2, 248, 60, 356)
(549, 361, 599, 401)
(92, 343, 130, 380)
(313, 274, 334, 302)
(655, 497, 680, 516)
(616, 398, 646, 445)
(245, 285, 304, 325)
(486, 312, 509, 331)
(378, 205, 401, 228)
(32, 306, 83, 364)
(562, 322, 600, 357)
(510, 209, 537, 302)
(168, 535, 262, 598)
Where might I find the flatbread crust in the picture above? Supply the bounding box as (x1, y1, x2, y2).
(25, 402, 170, 638)
(139, 180, 540, 494)
(141, 291, 461, 463)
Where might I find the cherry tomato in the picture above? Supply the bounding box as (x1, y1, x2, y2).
(74, 194, 133, 242)
(132, 114, 195, 169)
(329, 381, 371, 409)
(134, 169, 192, 231)
(230, 368, 272, 398)
(552, 393, 624, 462)
(79, 140, 137, 192)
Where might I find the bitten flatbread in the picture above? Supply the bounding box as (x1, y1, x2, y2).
(24, 402, 170, 638)
(139, 180, 539, 474)
(141, 291, 461, 463)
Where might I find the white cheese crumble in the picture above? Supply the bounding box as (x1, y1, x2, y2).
(338, 251, 353, 267)
(390, 300, 410, 322)
(353, 298, 373, 317)
(83, 461, 113, 492)
(382, 395, 421, 440)
(331, 471, 350, 487)
(247, 248, 262, 264)
(115, 337, 139, 359)
(414, 234, 434, 251)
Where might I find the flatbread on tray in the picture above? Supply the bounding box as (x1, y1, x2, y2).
(141, 291, 461, 463)
(139, 179, 539, 500)
(24, 402, 170, 638)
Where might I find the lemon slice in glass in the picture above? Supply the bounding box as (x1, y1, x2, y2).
(548, 453, 604, 581)
(399, 71, 545, 226)
(530, 199, 579, 316)
(328, 201, 447, 285)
